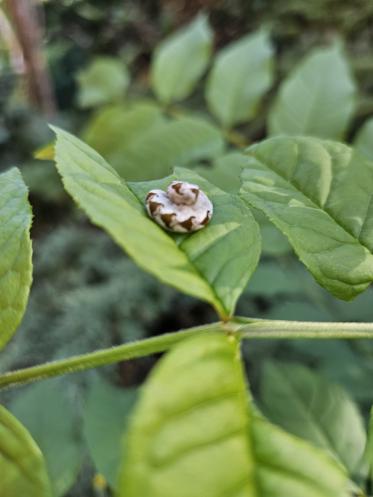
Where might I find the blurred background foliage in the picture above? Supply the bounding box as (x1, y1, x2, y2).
(1, 0, 373, 495)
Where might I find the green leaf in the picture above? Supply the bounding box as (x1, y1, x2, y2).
(10, 379, 83, 497)
(206, 29, 274, 128)
(195, 152, 246, 193)
(268, 44, 356, 139)
(113, 115, 226, 181)
(0, 168, 33, 351)
(151, 14, 213, 103)
(260, 362, 366, 474)
(82, 101, 165, 169)
(52, 127, 260, 318)
(240, 135, 373, 300)
(365, 407, 373, 481)
(354, 118, 373, 160)
(83, 376, 138, 488)
(118, 333, 349, 497)
(77, 56, 129, 108)
(246, 261, 303, 297)
(0, 404, 52, 497)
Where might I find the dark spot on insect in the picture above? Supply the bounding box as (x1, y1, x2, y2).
(148, 201, 163, 215)
(172, 182, 183, 193)
(146, 192, 156, 201)
(201, 211, 211, 225)
(180, 216, 196, 230)
(191, 187, 199, 200)
(161, 212, 176, 227)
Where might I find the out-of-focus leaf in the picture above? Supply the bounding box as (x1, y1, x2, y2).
(195, 152, 246, 193)
(0, 404, 52, 497)
(246, 261, 303, 297)
(260, 362, 366, 474)
(206, 29, 274, 128)
(11, 379, 83, 497)
(241, 136, 373, 300)
(0, 168, 32, 350)
(77, 57, 129, 108)
(52, 127, 261, 318)
(114, 115, 226, 181)
(354, 118, 373, 160)
(268, 44, 356, 139)
(151, 14, 212, 103)
(365, 407, 373, 481)
(118, 333, 349, 497)
(34, 143, 55, 160)
(83, 376, 138, 488)
(82, 101, 165, 168)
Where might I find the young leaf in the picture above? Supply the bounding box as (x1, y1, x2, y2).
(240, 136, 373, 300)
(0, 168, 33, 351)
(118, 333, 349, 497)
(268, 44, 356, 139)
(0, 404, 52, 497)
(151, 14, 213, 103)
(83, 377, 138, 488)
(112, 115, 225, 181)
(10, 379, 83, 497)
(354, 118, 373, 160)
(52, 127, 260, 318)
(206, 29, 274, 128)
(260, 362, 366, 474)
(77, 56, 129, 108)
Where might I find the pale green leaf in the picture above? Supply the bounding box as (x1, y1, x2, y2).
(354, 118, 373, 160)
(240, 136, 373, 300)
(118, 333, 349, 497)
(83, 377, 138, 488)
(268, 44, 357, 139)
(11, 379, 83, 497)
(113, 115, 225, 181)
(260, 362, 367, 474)
(0, 404, 52, 497)
(0, 168, 33, 351)
(152, 14, 213, 103)
(52, 127, 260, 318)
(77, 56, 129, 108)
(206, 29, 274, 128)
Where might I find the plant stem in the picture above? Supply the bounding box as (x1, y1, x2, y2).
(237, 317, 373, 339)
(0, 323, 223, 390)
(1, 318, 373, 390)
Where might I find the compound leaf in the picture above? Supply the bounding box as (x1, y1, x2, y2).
(0, 404, 52, 497)
(268, 44, 356, 139)
(52, 127, 260, 318)
(0, 168, 33, 351)
(118, 333, 349, 497)
(151, 14, 213, 103)
(241, 135, 373, 300)
(206, 29, 274, 128)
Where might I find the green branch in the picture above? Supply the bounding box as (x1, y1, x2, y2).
(0, 323, 223, 390)
(237, 317, 373, 339)
(1, 317, 373, 390)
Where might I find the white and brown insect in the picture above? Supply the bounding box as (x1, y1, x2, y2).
(145, 181, 213, 233)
